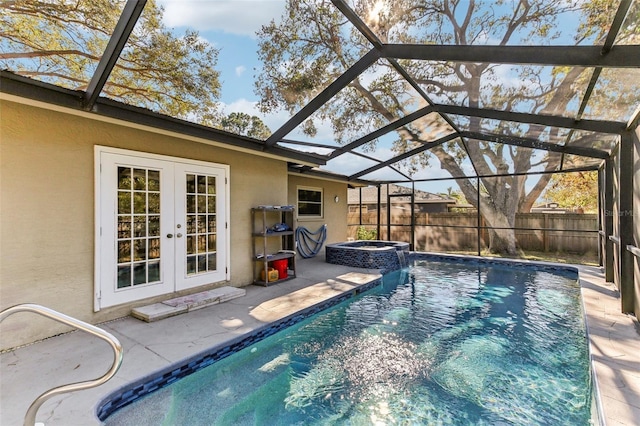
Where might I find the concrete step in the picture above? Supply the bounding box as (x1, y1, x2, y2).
(131, 286, 246, 322)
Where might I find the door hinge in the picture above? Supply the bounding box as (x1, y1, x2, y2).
(225, 267, 228, 274)
(225, 222, 228, 229)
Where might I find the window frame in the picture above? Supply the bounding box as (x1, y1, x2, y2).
(297, 186, 324, 219)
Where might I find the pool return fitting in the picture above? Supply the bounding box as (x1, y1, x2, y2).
(0, 303, 123, 426)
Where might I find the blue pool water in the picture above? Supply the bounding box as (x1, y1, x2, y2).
(103, 259, 592, 425)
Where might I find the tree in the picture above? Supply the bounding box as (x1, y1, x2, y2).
(0, 0, 222, 125)
(255, 0, 636, 254)
(543, 171, 598, 213)
(440, 186, 465, 203)
(219, 112, 271, 139)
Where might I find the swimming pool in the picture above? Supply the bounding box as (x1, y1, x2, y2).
(101, 257, 594, 425)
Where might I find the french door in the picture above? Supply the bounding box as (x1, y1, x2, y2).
(95, 147, 229, 310)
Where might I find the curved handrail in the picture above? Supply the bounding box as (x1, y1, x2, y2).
(0, 304, 123, 426)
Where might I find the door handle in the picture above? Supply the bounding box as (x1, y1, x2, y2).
(167, 233, 174, 238)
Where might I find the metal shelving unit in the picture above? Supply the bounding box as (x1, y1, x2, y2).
(251, 206, 296, 286)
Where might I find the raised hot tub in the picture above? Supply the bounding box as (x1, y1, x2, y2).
(325, 240, 410, 272)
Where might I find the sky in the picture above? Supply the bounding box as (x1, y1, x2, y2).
(154, 0, 469, 184)
(152, 0, 583, 195)
(158, 0, 285, 117)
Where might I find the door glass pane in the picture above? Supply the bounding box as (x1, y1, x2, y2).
(118, 216, 131, 238)
(187, 256, 196, 274)
(118, 191, 131, 214)
(197, 175, 206, 193)
(133, 168, 146, 190)
(148, 170, 160, 191)
(148, 216, 160, 236)
(117, 265, 131, 289)
(197, 195, 206, 213)
(133, 193, 146, 214)
(186, 174, 196, 193)
(186, 215, 196, 233)
(118, 167, 132, 190)
(117, 166, 162, 287)
(185, 173, 217, 275)
(207, 215, 216, 232)
(133, 263, 146, 285)
(207, 253, 217, 271)
(134, 237, 146, 261)
(148, 261, 160, 282)
(133, 216, 146, 237)
(187, 236, 195, 254)
(197, 215, 206, 233)
(148, 193, 160, 214)
(197, 255, 206, 273)
(197, 235, 206, 253)
(149, 238, 160, 259)
(118, 241, 131, 263)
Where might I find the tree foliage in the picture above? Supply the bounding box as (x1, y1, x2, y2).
(543, 171, 598, 213)
(255, 0, 633, 254)
(219, 112, 271, 139)
(0, 0, 222, 125)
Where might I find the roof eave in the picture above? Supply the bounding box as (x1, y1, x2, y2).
(0, 70, 327, 167)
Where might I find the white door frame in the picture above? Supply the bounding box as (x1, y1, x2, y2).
(174, 162, 229, 291)
(94, 146, 230, 311)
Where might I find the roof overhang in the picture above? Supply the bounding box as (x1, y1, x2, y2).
(0, 70, 327, 167)
(288, 164, 370, 186)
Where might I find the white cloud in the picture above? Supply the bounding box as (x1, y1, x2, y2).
(323, 154, 377, 176)
(157, 0, 286, 37)
(235, 65, 246, 77)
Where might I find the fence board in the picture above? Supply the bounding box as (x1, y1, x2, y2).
(348, 212, 598, 256)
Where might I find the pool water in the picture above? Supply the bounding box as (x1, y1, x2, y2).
(104, 260, 592, 425)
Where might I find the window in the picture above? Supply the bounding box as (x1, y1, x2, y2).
(297, 186, 323, 218)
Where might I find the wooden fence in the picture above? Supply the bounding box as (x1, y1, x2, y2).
(348, 212, 598, 259)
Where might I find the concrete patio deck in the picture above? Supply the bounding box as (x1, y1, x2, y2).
(1, 255, 639, 425)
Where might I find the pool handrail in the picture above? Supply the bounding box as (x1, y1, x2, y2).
(0, 303, 123, 426)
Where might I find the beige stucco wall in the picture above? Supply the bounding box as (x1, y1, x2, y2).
(0, 99, 294, 349)
(287, 174, 348, 244)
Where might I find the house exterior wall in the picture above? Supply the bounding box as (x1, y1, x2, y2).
(0, 99, 290, 349)
(287, 174, 348, 245)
